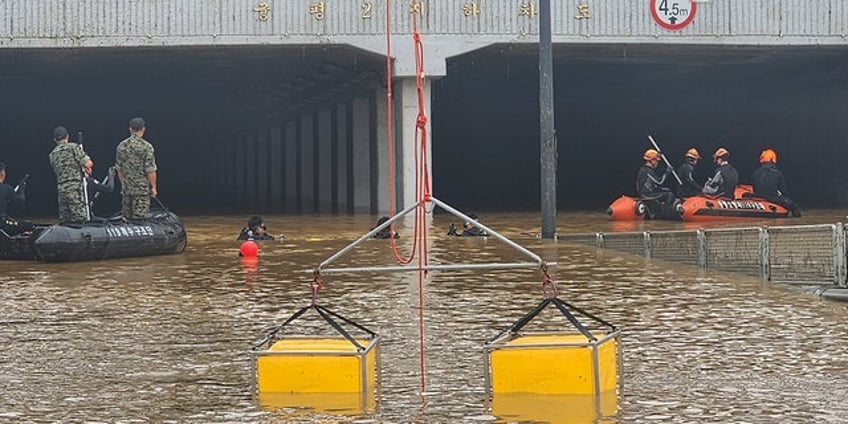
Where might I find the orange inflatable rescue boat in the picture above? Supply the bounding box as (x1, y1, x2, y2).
(607, 185, 792, 222)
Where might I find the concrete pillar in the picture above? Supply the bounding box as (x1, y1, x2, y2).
(398, 77, 433, 209)
(285, 121, 298, 214)
(269, 127, 283, 212)
(256, 129, 269, 210)
(336, 102, 350, 214)
(374, 86, 390, 214)
(317, 108, 333, 214)
(300, 114, 315, 214)
(351, 97, 371, 213)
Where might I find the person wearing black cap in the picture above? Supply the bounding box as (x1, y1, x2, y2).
(0, 161, 34, 236)
(115, 117, 158, 220)
(48, 126, 94, 224)
(237, 215, 275, 241)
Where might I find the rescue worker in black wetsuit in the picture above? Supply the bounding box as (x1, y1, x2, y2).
(676, 148, 703, 198)
(84, 164, 115, 217)
(371, 216, 399, 239)
(237, 215, 276, 241)
(0, 162, 35, 236)
(636, 149, 675, 203)
(703, 147, 739, 199)
(447, 214, 489, 237)
(752, 149, 801, 217)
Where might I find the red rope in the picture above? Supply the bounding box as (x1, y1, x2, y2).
(384, 0, 432, 391)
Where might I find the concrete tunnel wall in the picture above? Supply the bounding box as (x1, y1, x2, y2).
(1, 44, 847, 218)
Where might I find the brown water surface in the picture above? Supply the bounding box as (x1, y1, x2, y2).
(2, 210, 848, 423)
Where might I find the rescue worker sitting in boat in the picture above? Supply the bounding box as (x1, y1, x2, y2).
(676, 148, 703, 198)
(751, 149, 802, 217)
(703, 147, 738, 199)
(448, 214, 489, 237)
(0, 162, 35, 236)
(371, 216, 399, 239)
(635, 149, 677, 217)
(237, 215, 275, 241)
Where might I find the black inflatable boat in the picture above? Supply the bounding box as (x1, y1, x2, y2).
(0, 210, 187, 262)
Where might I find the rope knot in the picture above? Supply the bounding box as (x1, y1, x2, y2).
(416, 113, 428, 129)
(540, 262, 558, 299)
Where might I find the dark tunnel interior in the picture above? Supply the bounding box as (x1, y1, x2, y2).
(1, 43, 846, 218)
(433, 44, 848, 212)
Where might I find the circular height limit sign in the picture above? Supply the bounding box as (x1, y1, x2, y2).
(650, 0, 697, 30)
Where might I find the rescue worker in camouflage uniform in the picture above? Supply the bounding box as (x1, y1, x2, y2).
(48, 126, 93, 224)
(115, 117, 158, 220)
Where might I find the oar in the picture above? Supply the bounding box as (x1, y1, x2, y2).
(153, 196, 170, 214)
(647, 135, 683, 185)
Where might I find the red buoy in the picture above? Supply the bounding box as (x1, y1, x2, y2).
(240, 240, 259, 257)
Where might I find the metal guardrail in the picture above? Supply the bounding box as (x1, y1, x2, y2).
(559, 223, 848, 287)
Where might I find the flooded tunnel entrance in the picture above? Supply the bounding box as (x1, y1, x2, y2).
(2, 43, 847, 217)
(433, 44, 848, 212)
(0, 45, 385, 216)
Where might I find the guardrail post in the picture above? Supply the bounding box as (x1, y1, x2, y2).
(759, 227, 770, 281)
(834, 223, 846, 287)
(697, 229, 706, 268)
(644, 232, 652, 258)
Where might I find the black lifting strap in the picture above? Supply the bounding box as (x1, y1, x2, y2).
(487, 297, 618, 345)
(253, 304, 377, 352)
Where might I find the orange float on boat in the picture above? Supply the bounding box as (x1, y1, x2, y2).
(606, 195, 647, 221)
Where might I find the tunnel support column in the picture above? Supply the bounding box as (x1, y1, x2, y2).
(396, 76, 433, 210)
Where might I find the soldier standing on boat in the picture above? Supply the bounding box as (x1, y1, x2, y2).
(0, 162, 34, 236)
(115, 117, 158, 220)
(48, 126, 94, 224)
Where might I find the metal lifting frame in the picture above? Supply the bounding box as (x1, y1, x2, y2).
(311, 196, 555, 274)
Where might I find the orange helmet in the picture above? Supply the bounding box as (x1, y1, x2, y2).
(713, 147, 730, 160)
(685, 148, 700, 160)
(759, 149, 777, 164)
(643, 149, 659, 161)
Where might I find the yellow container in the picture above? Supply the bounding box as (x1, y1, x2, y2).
(485, 332, 619, 395)
(253, 337, 379, 394)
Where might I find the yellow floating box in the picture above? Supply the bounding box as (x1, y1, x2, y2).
(485, 332, 620, 395)
(252, 336, 380, 394)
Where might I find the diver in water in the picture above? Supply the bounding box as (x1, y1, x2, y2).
(237, 215, 276, 241)
(371, 216, 399, 239)
(448, 214, 489, 237)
